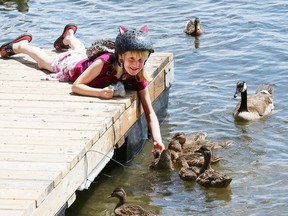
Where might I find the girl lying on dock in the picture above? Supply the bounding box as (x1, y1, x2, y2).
(0, 23, 165, 153)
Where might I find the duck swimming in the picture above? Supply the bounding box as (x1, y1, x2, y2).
(233, 81, 276, 121)
(108, 187, 156, 216)
(176, 156, 199, 181)
(171, 132, 230, 151)
(184, 17, 204, 36)
(196, 146, 232, 188)
(167, 139, 182, 162)
(149, 149, 173, 170)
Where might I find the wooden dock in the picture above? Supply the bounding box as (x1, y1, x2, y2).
(0, 51, 174, 216)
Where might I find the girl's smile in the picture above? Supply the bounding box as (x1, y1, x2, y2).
(121, 52, 147, 76)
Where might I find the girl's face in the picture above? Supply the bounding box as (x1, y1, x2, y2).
(120, 51, 149, 76)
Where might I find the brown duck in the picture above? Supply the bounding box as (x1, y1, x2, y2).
(176, 156, 199, 181)
(184, 17, 204, 36)
(167, 139, 182, 162)
(108, 187, 156, 216)
(170, 132, 227, 167)
(149, 149, 173, 170)
(196, 146, 232, 188)
(172, 131, 231, 152)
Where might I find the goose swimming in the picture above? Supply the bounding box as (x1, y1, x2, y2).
(233, 81, 276, 121)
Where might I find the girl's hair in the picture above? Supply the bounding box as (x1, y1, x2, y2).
(115, 50, 151, 82)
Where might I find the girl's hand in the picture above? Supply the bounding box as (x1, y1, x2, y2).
(100, 87, 114, 99)
(153, 141, 165, 154)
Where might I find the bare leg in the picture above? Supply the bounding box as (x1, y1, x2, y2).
(63, 29, 85, 51)
(12, 28, 84, 72)
(12, 41, 55, 72)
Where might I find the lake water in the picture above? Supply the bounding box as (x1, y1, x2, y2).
(1, 0, 288, 215)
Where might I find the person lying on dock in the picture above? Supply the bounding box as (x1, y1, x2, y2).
(0, 23, 165, 153)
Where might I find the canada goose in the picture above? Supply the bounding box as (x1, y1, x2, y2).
(184, 17, 204, 36)
(108, 187, 156, 216)
(233, 81, 276, 121)
(196, 146, 232, 188)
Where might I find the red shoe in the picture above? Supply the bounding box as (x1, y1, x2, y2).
(53, 23, 77, 51)
(0, 33, 32, 58)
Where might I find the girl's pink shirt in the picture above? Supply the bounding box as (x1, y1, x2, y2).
(71, 53, 147, 91)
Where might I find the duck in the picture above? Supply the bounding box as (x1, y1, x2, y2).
(233, 81, 276, 121)
(184, 17, 204, 36)
(182, 149, 222, 167)
(176, 156, 199, 181)
(195, 146, 232, 188)
(149, 149, 173, 170)
(167, 139, 182, 162)
(171, 132, 231, 152)
(170, 132, 204, 147)
(108, 187, 156, 216)
(169, 132, 230, 167)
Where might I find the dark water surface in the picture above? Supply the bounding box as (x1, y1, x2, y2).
(1, 0, 288, 215)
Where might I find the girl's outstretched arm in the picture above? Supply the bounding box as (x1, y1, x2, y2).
(139, 87, 165, 152)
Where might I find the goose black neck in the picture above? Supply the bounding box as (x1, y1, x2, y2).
(239, 90, 248, 112)
(199, 151, 211, 175)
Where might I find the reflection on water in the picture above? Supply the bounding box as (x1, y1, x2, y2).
(0, 0, 29, 12)
(1, 0, 288, 215)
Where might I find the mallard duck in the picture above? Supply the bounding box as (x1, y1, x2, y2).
(169, 132, 229, 167)
(149, 149, 173, 170)
(182, 150, 222, 167)
(184, 17, 203, 36)
(196, 146, 232, 188)
(108, 187, 156, 216)
(168, 138, 183, 152)
(176, 156, 199, 181)
(167, 139, 182, 162)
(171, 132, 231, 153)
(233, 81, 276, 121)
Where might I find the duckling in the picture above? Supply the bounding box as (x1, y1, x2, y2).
(149, 149, 173, 170)
(184, 17, 204, 36)
(196, 146, 232, 188)
(233, 81, 276, 121)
(108, 187, 156, 216)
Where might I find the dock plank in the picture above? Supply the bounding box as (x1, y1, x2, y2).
(0, 199, 35, 216)
(0, 169, 63, 187)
